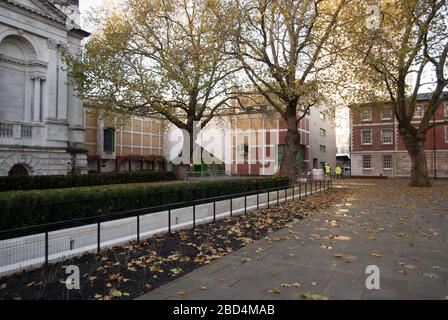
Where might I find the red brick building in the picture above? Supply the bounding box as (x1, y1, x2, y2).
(229, 112, 311, 175)
(350, 93, 448, 178)
(226, 105, 337, 175)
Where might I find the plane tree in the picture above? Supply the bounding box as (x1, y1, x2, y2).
(64, 0, 238, 175)
(341, 0, 448, 187)
(230, 0, 349, 178)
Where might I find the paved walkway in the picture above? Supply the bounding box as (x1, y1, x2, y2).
(139, 179, 448, 300)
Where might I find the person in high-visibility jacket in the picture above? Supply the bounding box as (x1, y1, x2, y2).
(324, 163, 331, 178)
(335, 166, 342, 179)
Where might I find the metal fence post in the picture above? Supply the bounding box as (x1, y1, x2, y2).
(284, 188, 287, 203)
(168, 209, 172, 233)
(213, 201, 216, 223)
(320, 181, 322, 193)
(44, 231, 49, 267)
(137, 215, 140, 243)
(292, 185, 295, 200)
(244, 195, 247, 215)
(231, 197, 234, 216)
(97, 222, 101, 254)
(277, 189, 280, 206)
(193, 202, 196, 229)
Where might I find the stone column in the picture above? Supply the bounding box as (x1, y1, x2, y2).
(31, 73, 45, 122)
(57, 43, 68, 122)
(46, 39, 59, 119)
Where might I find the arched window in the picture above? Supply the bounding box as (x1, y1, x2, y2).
(0, 35, 38, 122)
(8, 164, 29, 176)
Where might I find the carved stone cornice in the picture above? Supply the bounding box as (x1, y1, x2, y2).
(30, 72, 47, 81)
(2, 0, 66, 25)
(0, 55, 48, 69)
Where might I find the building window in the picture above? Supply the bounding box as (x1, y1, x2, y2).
(320, 112, 326, 121)
(296, 147, 304, 168)
(414, 105, 424, 118)
(381, 129, 393, 144)
(8, 164, 29, 176)
(381, 108, 392, 120)
(320, 128, 326, 137)
(383, 155, 392, 169)
(320, 145, 326, 153)
(238, 143, 249, 156)
(361, 130, 372, 145)
(363, 155, 371, 170)
(361, 108, 372, 121)
(103, 128, 115, 153)
(444, 103, 448, 117)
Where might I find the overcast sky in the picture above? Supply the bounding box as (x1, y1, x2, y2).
(79, 0, 105, 31)
(79, 0, 100, 13)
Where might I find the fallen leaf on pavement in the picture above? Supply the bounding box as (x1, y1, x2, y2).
(300, 292, 329, 300)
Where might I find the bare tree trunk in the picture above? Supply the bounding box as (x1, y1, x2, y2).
(409, 146, 431, 187)
(174, 127, 194, 181)
(279, 113, 300, 179)
(175, 165, 189, 180)
(402, 131, 431, 187)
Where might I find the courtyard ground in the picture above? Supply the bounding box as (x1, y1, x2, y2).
(139, 179, 448, 300)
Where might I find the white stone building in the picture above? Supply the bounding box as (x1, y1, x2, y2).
(0, 0, 89, 176)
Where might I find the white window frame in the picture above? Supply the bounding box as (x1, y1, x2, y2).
(381, 108, 392, 120)
(383, 155, 392, 170)
(381, 129, 393, 145)
(361, 129, 372, 145)
(414, 105, 424, 118)
(361, 108, 372, 122)
(363, 155, 371, 170)
(444, 102, 448, 117)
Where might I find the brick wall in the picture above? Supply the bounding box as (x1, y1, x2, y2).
(350, 99, 448, 177)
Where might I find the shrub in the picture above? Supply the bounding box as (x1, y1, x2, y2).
(0, 176, 289, 231)
(0, 171, 176, 192)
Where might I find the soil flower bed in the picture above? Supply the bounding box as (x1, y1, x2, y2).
(0, 188, 347, 300)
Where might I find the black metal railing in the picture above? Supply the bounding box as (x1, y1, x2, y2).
(0, 180, 332, 274)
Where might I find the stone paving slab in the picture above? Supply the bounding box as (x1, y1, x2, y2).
(138, 179, 448, 300)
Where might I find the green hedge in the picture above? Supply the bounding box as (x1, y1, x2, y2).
(0, 171, 176, 192)
(0, 176, 289, 231)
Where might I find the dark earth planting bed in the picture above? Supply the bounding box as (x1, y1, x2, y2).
(0, 189, 345, 300)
